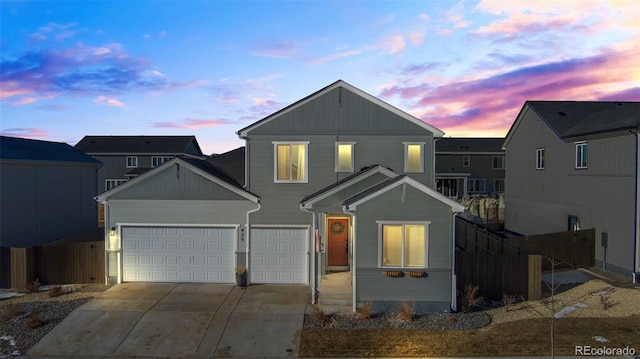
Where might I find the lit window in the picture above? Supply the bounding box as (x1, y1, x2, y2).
(335, 143, 355, 172)
(379, 222, 428, 268)
(274, 142, 308, 182)
(492, 156, 505, 169)
(536, 148, 545, 170)
(404, 142, 425, 172)
(575, 142, 587, 169)
(126, 156, 138, 168)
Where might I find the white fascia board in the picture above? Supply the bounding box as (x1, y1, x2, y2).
(435, 173, 471, 177)
(237, 80, 444, 138)
(300, 166, 398, 209)
(346, 176, 466, 212)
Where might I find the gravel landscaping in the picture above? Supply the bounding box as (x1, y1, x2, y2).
(304, 310, 491, 330)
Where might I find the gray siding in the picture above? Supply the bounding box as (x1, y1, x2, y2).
(505, 107, 636, 276)
(351, 185, 455, 306)
(109, 164, 246, 201)
(436, 153, 505, 194)
(0, 161, 98, 247)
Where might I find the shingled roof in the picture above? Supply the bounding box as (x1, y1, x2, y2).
(436, 138, 504, 154)
(75, 135, 203, 155)
(206, 147, 246, 186)
(1, 136, 101, 164)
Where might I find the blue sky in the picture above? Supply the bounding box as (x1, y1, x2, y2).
(1, 0, 638, 154)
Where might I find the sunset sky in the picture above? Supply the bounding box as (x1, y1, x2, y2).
(1, 0, 638, 154)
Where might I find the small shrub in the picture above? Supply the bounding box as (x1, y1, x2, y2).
(236, 266, 246, 274)
(0, 304, 21, 323)
(398, 301, 415, 322)
(25, 311, 45, 329)
(600, 293, 615, 310)
(445, 314, 457, 324)
(48, 285, 65, 298)
(502, 293, 518, 311)
(24, 278, 41, 293)
(459, 284, 484, 313)
(310, 304, 329, 322)
(356, 299, 373, 320)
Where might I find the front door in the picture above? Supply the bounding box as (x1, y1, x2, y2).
(327, 218, 349, 267)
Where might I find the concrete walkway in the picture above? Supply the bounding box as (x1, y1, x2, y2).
(25, 283, 308, 358)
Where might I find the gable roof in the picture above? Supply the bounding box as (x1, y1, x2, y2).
(75, 135, 203, 155)
(206, 147, 245, 186)
(96, 157, 259, 203)
(0, 136, 101, 165)
(236, 80, 444, 138)
(504, 101, 640, 148)
(300, 165, 398, 209)
(342, 175, 465, 212)
(436, 138, 505, 154)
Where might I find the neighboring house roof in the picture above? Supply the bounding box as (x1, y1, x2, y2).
(436, 138, 505, 155)
(206, 147, 246, 186)
(342, 175, 466, 212)
(75, 135, 204, 155)
(504, 101, 640, 148)
(96, 157, 259, 203)
(236, 79, 445, 138)
(300, 165, 398, 208)
(0, 136, 101, 165)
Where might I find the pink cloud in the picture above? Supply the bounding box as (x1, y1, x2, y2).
(151, 118, 231, 129)
(0, 128, 49, 139)
(93, 96, 124, 107)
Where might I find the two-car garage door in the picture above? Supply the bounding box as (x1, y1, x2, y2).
(122, 226, 236, 283)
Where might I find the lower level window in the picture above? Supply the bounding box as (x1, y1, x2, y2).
(379, 222, 429, 268)
(468, 179, 486, 193)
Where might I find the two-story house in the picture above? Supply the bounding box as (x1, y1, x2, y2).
(97, 80, 464, 312)
(0, 136, 101, 247)
(503, 101, 640, 282)
(75, 135, 205, 226)
(435, 137, 505, 199)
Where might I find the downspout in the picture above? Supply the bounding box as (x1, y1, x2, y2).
(451, 212, 459, 312)
(245, 203, 261, 285)
(631, 128, 640, 283)
(343, 205, 357, 313)
(433, 138, 439, 188)
(301, 207, 317, 303)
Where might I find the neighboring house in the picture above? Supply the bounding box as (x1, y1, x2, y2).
(75, 135, 205, 226)
(98, 80, 465, 312)
(435, 138, 505, 199)
(0, 136, 101, 248)
(503, 101, 640, 282)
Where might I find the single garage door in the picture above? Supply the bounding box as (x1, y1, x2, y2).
(250, 227, 308, 284)
(122, 226, 236, 283)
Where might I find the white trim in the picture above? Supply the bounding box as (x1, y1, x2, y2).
(335, 142, 356, 172)
(273, 142, 309, 183)
(117, 222, 240, 228)
(462, 155, 470, 167)
(536, 147, 546, 170)
(237, 80, 445, 138)
(403, 142, 425, 173)
(126, 156, 138, 168)
(575, 141, 588, 169)
(300, 166, 398, 209)
(344, 176, 466, 212)
(377, 221, 431, 269)
(492, 155, 505, 169)
(249, 224, 311, 228)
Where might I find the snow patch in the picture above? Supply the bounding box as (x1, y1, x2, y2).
(554, 302, 589, 318)
(592, 335, 609, 343)
(0, 289, 24, 300)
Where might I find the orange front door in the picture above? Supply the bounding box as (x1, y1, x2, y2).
(327, 218, 349, 266)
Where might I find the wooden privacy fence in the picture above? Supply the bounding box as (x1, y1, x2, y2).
(0, 239, 104, 289)
(456, 251, 541, 300)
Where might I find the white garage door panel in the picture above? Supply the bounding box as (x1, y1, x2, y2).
(251, 227, 308, 284)
(123, 226, 235, 283)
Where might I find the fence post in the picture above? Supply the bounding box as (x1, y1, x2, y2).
(10, 247, 36, 290)
(527, 254, 542, 300)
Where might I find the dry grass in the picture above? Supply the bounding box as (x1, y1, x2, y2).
(24, 311, 45, 329)
(23, 278, 41, 294)
(398, 301, 415, 322)
(0, 304, 21, 323)
(310, 304, 329, 322)
(48, 285, 66, 298)
(459, 283, 484, 313)
(299, 315, 640, 357)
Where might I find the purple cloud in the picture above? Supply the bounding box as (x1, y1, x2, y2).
(0, 127, 49, 139)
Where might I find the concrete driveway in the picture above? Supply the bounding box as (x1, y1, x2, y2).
(27, 283, 308, 358)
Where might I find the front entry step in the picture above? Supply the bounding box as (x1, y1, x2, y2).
(318, 271, 352, 313)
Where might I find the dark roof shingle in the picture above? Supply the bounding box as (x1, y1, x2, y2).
(75, 135, 203, 155)
(436, 138, 505, 153)
(0, 136, 101, 164)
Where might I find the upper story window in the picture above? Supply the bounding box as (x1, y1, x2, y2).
(536, 148, 545, 170)
(105, 179, 127, 191)
(575, 142, 587, 169)
(404, 142, 425, 172)
(126, 156, 138, 168)
(273, 142, 309, 183)
(152, 156, 173, 167)
(335, 142, 355, 172)
(492, 156, 505, 169)
(379, 221, 430, 268)
(463, 155, 470, 167)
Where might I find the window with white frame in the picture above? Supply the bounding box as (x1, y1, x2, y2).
(575, 142, 587, 169)
(404, 142, 425, 172)
(378, 222, 429, 268)
(126, 156, 138, 168)
(494, 179, 505, 192)
(492, 156, 505, 169)
(152, 156, 173, 167)
(468, 179, 486, 193)
(463, 155, 470, 167)
(105, 179, 127, 191)
(536, 148, 545, 170)
(273, 142, 308, 182)
(335, 142, 355, 172)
